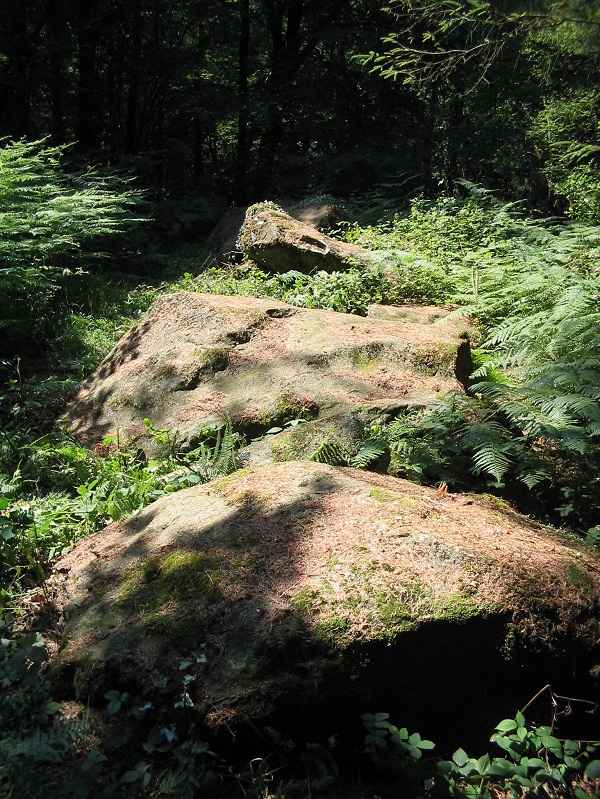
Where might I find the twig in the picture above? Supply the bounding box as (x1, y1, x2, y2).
(520, 684, 552, 715)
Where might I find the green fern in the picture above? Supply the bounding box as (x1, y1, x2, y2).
(458, 421, 513, 484)
(0, 718, 86, 763)
(349, 440, 388, 468)
(189, 418, 239, 481)
(307, 428, 348, 466)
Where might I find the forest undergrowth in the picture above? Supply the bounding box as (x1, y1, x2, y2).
(2, 168, 600, 796)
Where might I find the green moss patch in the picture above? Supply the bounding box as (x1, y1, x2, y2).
(270, 428, 313, 461)
(347, 343, 386, 370)
(432, 593, 481, 623)
(209, 468, 253, 495)
(368, 487, 423, 509)
(196, 347, 229, 372)
(257, 391, 319, 429)
(567, 560, 596, 594)
(411, 342, 457, 375)
(274, 391, 319, 420)
(291, 559, 491, 648)
(369, 487, 403, 503)
(116, 549, 223, 613)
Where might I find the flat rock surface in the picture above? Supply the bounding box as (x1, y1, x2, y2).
(51, 461, 600, 732)
(66, 292, 472, 451)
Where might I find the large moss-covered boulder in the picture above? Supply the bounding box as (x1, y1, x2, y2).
(65, 292, 472, 454)
(51, 461, 600, 742)
(238, 203, 373, 273)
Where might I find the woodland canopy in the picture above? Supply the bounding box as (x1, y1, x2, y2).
(1, 0, 598, 216)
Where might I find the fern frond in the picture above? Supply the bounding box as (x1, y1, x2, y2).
(459, 421, 512, 483)
(0, 717, 84, 763)
(276, 270, 306, 286)
(554, 140, 600, 166)
(350, 440, 388, 468)
(307, 428, 348, 465)
(517, 467, 552, 489)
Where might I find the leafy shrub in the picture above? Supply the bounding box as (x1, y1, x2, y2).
(363, 709, 600, 799)
(528, 91, 600, 222)
(177, 256, 453, 315)
(0, 618, 87, 796)
(554, 164, 600, 222)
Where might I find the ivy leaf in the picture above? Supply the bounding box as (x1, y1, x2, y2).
(120, 770, 141, 784)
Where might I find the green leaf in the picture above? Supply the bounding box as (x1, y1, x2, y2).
(563, 739, 580, 756)
(453, 748, 469, 767)
(106, 699, 122, 717)
(523, 757, 546, 769)
(540, 734, 563, 756)
(492, 735, 512, 752)
(120, 770, 141, 784)
(535, 770, 560, 785)
(584, 760, 600, 778)
(477, 754, 491, 773)
(495, 718, 518, 734)
(513, 774, 534, 788)
(485, 762, 512, 778)
(365, 732, 387, 747)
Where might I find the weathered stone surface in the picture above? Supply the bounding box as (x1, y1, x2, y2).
(238, 203, 373, 273)
(51, 461, 600, 736)
(368, 302, 455, 325)
(65, 292, 472, 453)
(206, 202, 344, 263)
